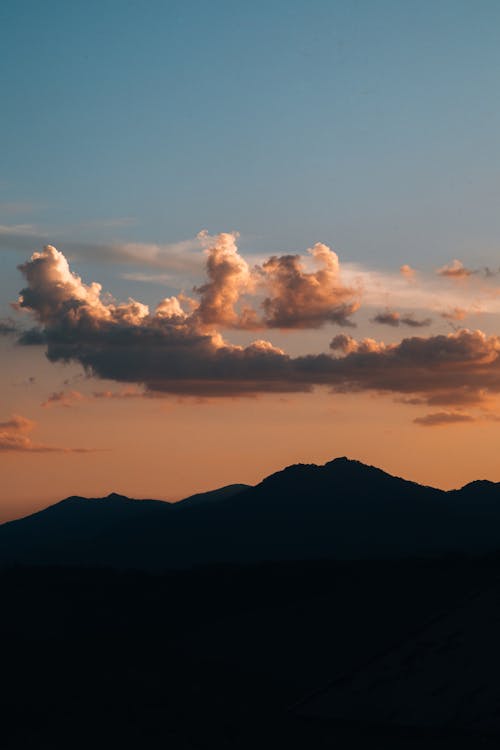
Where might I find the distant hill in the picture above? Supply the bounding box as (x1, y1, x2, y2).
(2, 457, 500, 569)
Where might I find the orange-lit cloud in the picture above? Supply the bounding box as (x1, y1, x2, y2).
(440, 307, 470, 321)
(258, 243, 360, 329)
(0, 413, 95, 452)
(193, 234, 360, 330)
(12, 244, 500, 408)
(400, 264, 416, 279)
(194, 231, 253, 328)
(437, 259, 475, 280)
(0, 414, 36, 432)
(41, 390, 85, 408)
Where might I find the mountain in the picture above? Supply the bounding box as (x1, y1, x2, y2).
(175, 483, 250, 508)
(2, 457, 500, 569)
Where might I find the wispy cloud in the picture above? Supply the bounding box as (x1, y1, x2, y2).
(0, 413, 98, 453)
(371, 309, 432, 328)
(414, 411, 476, 427)
(41, 390, 85, 408)
(0, 317, 19, 336)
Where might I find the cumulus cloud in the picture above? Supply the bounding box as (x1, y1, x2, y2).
(13, 244, 500, 406)
(0, 413, 95, 452)
(258, 243, 360, 329)
(325, 329, 500, 399)
(437, 259, 475, 280)
(194, 231, 254, 328)
(190, 234, 360, 330)
(414, 411, 476, 427)
(372, 309, 432, 328)
(330, 334, 384, 355)
(14, 244, 293, 396)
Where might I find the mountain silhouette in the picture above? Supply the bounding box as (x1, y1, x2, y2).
(2, 457, 500, 569)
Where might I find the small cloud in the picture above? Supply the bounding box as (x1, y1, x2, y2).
(414, 411, 476, 427)
(372, 309, 431, 328)
(0, 413, 100, 453)
(401, 315, 432, 328)
(372, 309, 400, 327)
(400, 264, 416, 280)
(440, 307, 469, 321)
(437, 259, 475, 280)
(0, 317, 19, 336)
(41, 390, 85, 408)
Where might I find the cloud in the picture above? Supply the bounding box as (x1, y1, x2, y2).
(340, 263, 500, 321)
(194, 231, 254, 328)
(400, 264, 416, 279)
(0, 414, 36, 432)
(5, 225, 500, 324)
(0, 413, 96, 453)
(13, 244, 500, 405)
(329, 334, 383, 355)
(0, 317, 19, 336)
(399, 387, 491, 408)
(257, 243, 360, 329)
(440, 307, 470, 321)
(0, 223, 205, 276)
(41, 387, 159, 406)
(372, 309, 432, 328)
(91, 388, 158, 400)
(121, 272, 174, 284)
(41, 390, 85, 408)
(437, 259, 475, 280)
(325, 329, 500, 399)
(414, 411, 476, 427)
(192, 234, 360, 330)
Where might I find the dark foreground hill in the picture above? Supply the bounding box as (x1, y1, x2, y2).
(3, 558, 500, 749)
(3, 457, 500, 568)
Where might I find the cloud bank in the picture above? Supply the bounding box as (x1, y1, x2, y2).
(12, 242, 500, 409)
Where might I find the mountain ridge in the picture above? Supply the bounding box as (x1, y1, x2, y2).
(2, 456, 500, 569)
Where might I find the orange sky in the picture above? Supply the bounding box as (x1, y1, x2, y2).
(2, 329, 500, 522)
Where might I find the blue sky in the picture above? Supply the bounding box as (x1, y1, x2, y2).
(2, 0, 500, 270)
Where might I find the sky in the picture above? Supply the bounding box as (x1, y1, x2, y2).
(2, 0, 500, 520)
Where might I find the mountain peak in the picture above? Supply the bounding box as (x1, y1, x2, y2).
(459, 479, 499, 493)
